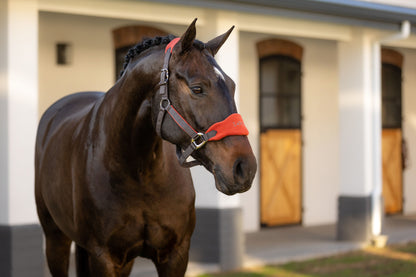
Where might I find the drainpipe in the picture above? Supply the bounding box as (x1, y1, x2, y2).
(371, 20, 410, 238)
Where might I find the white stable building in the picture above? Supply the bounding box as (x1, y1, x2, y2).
(1, 0, 416, 275)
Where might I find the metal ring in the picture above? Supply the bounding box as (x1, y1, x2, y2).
(160, 98, 170, 110)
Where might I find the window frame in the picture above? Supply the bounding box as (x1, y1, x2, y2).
(257, 39, 303, 132)
(381, 48, 403, 129)
(259, 54, 302, 131)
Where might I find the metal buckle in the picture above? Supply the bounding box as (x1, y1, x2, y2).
(191, 133, 207, 150)
(160, 68, 169, 85)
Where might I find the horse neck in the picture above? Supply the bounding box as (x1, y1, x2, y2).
(99, 50, 164, 176)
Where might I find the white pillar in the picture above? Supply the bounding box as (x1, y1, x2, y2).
(192, 12, 241, 209)
(0, 0, 43, 275)
(189, 12, 243, 271)
(337, 28, 382, 242)
(371, 41, 383, 237)
(1, 0, 39, 225)
(0, 0, 10, 225)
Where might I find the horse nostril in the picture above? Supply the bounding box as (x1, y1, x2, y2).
(235, 160, 244, 177)
(233, 158, 248, 185)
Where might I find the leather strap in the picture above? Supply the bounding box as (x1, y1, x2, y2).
(166, 105, 215, 167)
(155, 50, 172, 137)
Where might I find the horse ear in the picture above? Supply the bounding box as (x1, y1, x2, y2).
(205, 26, 235, 56)
(180, 18, 197, 54)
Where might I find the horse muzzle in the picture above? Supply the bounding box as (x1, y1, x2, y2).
(209, 136, 257, 195)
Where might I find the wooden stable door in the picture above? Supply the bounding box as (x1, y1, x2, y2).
(382, 129, 403, 214)
(261, 130, 301, 226)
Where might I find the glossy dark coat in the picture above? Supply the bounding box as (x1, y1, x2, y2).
(35, 20, 256, 277)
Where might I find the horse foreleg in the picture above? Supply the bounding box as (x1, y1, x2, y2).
(75, 244, 91, 276)
(153, 244, 190, 277)
(76, 247, 134, 277)
(87, 251, 118, 277)
(37, 199, 72, 277)
(120, 260, 134, 277)
(44, 230, 72, 277)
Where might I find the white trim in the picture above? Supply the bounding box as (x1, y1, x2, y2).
(39, 0, 205, 25)
(236, 12, 352, 41)
(38, 0, 352, 42)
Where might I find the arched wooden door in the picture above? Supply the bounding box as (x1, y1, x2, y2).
(112, 25, 168, 80)
(257, 39, 303, 226)
(381, 48, 404, 215)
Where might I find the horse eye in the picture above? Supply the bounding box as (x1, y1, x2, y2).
(191, 86, 203, 94)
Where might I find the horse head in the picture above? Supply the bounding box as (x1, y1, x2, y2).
(152, 19, 257, 195)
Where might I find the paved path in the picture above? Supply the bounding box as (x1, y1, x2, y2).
(46, 214, 416, 276)
(244, 214, 416, 269)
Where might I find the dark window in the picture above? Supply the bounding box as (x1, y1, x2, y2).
(56, 43, 72, 65)
(382, 63, 402, 128)
(260, 55, 301, 130)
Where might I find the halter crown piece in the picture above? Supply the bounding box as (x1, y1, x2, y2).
(155, 38, 249, 167)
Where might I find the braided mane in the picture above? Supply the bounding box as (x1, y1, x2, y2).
(120, 34, 206, 77)
(120, 34, 176, 77)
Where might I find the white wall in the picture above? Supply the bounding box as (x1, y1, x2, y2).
(402, 48, 416, 214)
(301, 38, 339, 226)
(39, 12, 122, 115)
(38, 12, 184, 116)
(239, 32, 340, 231)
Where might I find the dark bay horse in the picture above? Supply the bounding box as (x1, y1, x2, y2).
(35, 19, 256, 277)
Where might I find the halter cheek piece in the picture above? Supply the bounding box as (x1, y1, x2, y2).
(155, 38, 249, 167)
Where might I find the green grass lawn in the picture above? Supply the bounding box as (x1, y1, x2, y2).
(198, 242, 416, 277)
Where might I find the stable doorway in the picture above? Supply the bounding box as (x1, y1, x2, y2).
(257, 39, 303, 226)
(381, 48, 404, 215)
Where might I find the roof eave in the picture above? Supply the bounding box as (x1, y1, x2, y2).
(149, 0, 416, 32)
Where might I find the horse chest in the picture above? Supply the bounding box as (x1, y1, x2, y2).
(107, 214, 182, 263)
(105, 169, 195, 262)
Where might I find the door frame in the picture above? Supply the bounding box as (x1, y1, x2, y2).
(257, 38, 304, 227)
(381, 48, 404, 215)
